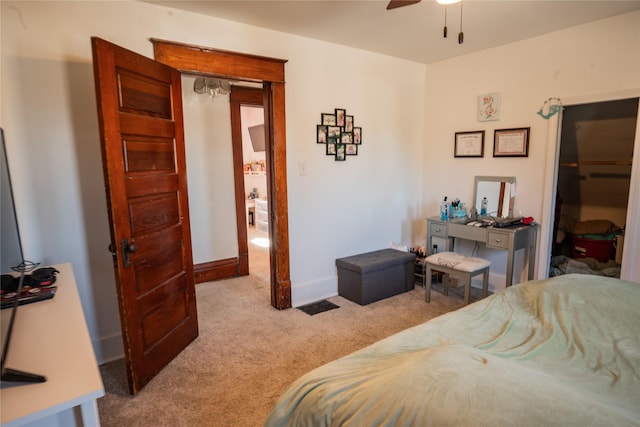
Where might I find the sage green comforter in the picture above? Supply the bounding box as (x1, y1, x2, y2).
(265, 274, 640, 426)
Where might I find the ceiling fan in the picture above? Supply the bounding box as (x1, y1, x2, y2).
(387, 0, 420, 10)
(386, 0, 465, 44)
(386, 0, 421, 9)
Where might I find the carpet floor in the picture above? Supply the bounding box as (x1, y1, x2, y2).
(97, 238, 472, 426)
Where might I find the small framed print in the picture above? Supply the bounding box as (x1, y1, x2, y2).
(322, 113, 336, 126)
(345, 115, 354, 132)
(317, 125, 328, 144)
(335, 143, 346, 161)
(454, 131, 485, 158)
(493, 127, 530, 157)
(326, 143, 336, 156)
(478, 93, 501, 122)
(327, 126, 341, 144)
(335, 108, 346, 127)
(341, 132, 352, 144)
(353, 127, 362, 144)
(345, 144, 358, 156)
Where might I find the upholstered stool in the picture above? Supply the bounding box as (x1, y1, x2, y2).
(424, 252, 490, 305)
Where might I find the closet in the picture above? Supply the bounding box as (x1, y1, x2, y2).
(551, 98, 638, 278)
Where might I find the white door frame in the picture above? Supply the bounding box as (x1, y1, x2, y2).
(538, 89, 640, 283)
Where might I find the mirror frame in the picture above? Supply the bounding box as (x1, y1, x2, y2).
(473, 175, 516, 219)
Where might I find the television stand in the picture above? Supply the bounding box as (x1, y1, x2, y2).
(0, 263, 104, 427)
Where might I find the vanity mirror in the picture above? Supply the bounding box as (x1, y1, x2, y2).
(473, 176, 516, 219)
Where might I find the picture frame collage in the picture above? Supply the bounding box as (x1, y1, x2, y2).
(317, 108, 362, 161)
(454, 127, 530, 158)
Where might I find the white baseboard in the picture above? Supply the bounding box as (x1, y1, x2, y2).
(93, 332, 124, 365)
(291, 276, 338, 307)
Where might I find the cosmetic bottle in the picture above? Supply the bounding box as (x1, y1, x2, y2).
(440, 197, 449, 221)
(481, 197, 488, 216)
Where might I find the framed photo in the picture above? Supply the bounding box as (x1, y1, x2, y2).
(335, 143, 346, 161)
(345, 115, 354, 132)
(335, 108, 346, 127)
(341, 132, 352, 144)
(345, 144, 358, 156)
(322, 113, 336, 126)
(327, 126, 341, 144)
(353, 127, 362, 144)
(454, 131, 485, 158)
(326, 143, 336, 156)
(317, 125, 328, 144)
(493, 127, 530, 157)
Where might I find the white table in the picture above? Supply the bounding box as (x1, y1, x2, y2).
(1, 263, 104, 427)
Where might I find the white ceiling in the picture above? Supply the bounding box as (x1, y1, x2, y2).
(144, 0, 640, 64)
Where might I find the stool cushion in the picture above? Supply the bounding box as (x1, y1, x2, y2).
(425, 251, 490, 273)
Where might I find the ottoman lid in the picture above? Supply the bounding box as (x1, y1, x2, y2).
(336, 249, 416, 273)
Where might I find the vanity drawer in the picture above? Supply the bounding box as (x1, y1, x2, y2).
(487, 230, 510, 249)
(429, 222, 448, 238)
(449, 223, 486, 242)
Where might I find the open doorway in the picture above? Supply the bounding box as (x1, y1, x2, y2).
(181, 79, 270, 286)
(151, 38, 292, 309)
(550, 98, 638, 278)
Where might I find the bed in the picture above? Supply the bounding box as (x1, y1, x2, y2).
(265, 274, 640, 426)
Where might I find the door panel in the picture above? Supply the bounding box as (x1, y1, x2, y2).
(92, 37, 198, 394)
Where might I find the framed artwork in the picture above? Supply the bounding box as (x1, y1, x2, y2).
(353, 127, 362, 144)
(322, 113, 336, 126)
(335, 108, 346, 127)
(454, 131, 484, 158)
(335, 143, 346, 161)
(478, 93, 501, 122)
(327, 126, 341, 144)
(316, 108, 361, 161)
(493, 127, 530, 157)
(317, 125, 328, 144)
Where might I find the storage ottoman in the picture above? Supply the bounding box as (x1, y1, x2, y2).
(336, 249, 416, 305)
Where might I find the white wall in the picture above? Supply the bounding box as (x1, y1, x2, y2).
(423, 11, 640, 290)
(182, 75, 239, 264)
(1, 0, 425, 363)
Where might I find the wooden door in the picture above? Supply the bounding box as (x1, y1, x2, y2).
(91, 37, 198, 394)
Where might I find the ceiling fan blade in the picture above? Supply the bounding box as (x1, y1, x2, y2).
(386, 0, 421, 10)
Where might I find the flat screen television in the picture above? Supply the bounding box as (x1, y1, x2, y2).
(248, 124, 266, 152)
(0, 128, 46, 384)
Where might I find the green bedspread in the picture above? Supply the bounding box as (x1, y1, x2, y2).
(265, 274, 640, 426)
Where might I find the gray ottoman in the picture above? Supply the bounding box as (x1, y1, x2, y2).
(336, 249, 416, 305)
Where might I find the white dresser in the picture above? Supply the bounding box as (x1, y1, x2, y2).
(1, 263, 104, 427)
(255, 198, 268, 233)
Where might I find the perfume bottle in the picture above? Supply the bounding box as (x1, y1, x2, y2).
(440, 197, 449, 221)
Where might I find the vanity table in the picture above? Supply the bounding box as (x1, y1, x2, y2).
(427, 217, 538, 288)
